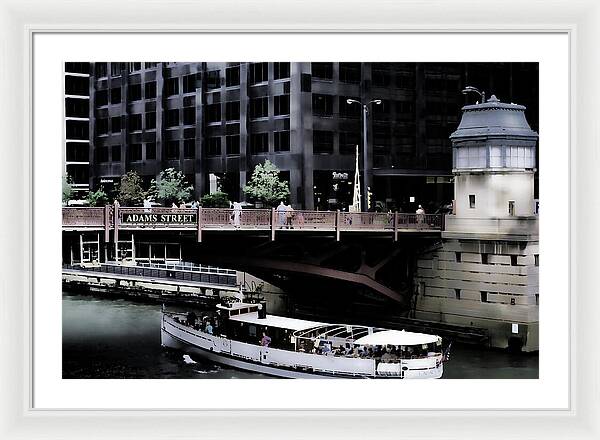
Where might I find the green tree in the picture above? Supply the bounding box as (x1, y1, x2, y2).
(86, 187, 109, 207)
(200, 191, 231, 208)
(148, 168, 193, 206)
(62, 174, 73, 204)
(243, 160, 290, 207)
(117, 171, 146, 206)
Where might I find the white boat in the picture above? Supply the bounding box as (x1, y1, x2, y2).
(161, 299, 446, 379)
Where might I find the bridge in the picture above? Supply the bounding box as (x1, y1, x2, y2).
(62, 207, 444, 310)
(62, 206, 443, 242)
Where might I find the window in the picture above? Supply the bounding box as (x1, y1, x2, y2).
(183, 139, 195, 158)
(95, 90, 108, 107)
(111, 116, 121, 133)
(469, 194, 476, 209)
(145, 112, 156, 130)
(206, 137, 221, 156)
(249, 62, 268, 84)
(481, 253, 489, 264)
(274, 62, 290, 79)
(145, 142, 156, 160)
(455, 289, 461, 300)
(128, 84, 142, 101)
(128, 62, 142, 72)
(250, 97, 268, 119)
(339, 132, 360, 155)
(128, 114, 142, 132)
(144, 62, 158, 69)
(339, 96, 361, 118)
(313, 130, 333, 154)
(205, 104, 221, 123)
(96, 146, 109, 162)
(274, 131, 290, 152)
(95, 118, 108, 136)
(312, 94, 333, 117)
(129, 143, 142, 161)
(301, 73, 312, 92)
(274, 95, 290, 116)
(183, 74, 198, 93)
(372, 66, 391, 87)
(456, 145, 488, 169)
(226, 66, 240, 87)
(165, 140, 179, 159)
(111, 145, 121, 161)
(372, 100, 390, 121)
(510, 255, 518, 266)
(206, 71, 221, 89)
(508, 200, 515, 216)
(226, 101, 240, 121)
(455, 252, 461, 262)
(165, 109, 179, 127)
(65, 76, 88, 95)
(311, 62, 333, 80)
(95, 63, 107, 77)
(250, 133, 268, 154)
(226, 135, 240, 155)
(166, 77, 179, 96)
(396, 74, 415, 89)
(183, 107, 196, 125)
(111, 87, 121, 104)
(145, 81, 156, 99)
(480, 291, 488, 303)
(534, 254, 539, 266)
(66, 120, 89, 140)
(339, 62, 361, 83)
(110, 63, 123, 76)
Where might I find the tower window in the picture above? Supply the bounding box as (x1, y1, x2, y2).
(481, 253, 488, 264)
(455, 289, 461, 300)
(455, 252, 461, 262)
(469, 194, 476, 208)
(510, 255, 518, 266)
(508, 200, 515, 216)
(480, 291, 488, 303)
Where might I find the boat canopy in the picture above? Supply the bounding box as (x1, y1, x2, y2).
(353, 330, 439, 346)
(229, 312, 325, 331)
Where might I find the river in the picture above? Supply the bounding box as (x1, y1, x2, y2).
(62, 292, 538, 379)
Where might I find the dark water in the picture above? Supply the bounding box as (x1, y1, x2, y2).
(62, 293, 538, 379)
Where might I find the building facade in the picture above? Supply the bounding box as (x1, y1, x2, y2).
(73, 62, 538, 211)
(64, 62, 91, 197)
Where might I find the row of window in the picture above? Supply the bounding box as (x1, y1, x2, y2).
(94, 131, 291, 162)
(312, 95, 417, 119)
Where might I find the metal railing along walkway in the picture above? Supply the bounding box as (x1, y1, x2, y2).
(62, 206, 443, 242)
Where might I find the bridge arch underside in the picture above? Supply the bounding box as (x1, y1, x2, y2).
(180, 232, 440, 314)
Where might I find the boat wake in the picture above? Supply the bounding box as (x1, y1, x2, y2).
(182, 354, 197, 364)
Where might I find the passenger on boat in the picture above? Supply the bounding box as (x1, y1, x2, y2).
(260, 332, 271, 347)
(186, 311, 197, 327)
(205, 321, 213, 335)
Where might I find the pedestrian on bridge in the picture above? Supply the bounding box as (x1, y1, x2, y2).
(285, 203, 294, 229)
(416, 205, 426, 228)
(276, 201, 287, 228)
(232, 201, 242, 228)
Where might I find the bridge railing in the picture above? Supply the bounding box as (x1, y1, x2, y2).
(62, 207, 106, 227)
(283, 210, 336, 230)
(62, 207, 443, 241)
(203, 208, 272, 229)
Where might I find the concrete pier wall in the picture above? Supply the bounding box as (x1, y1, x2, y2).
(414, 238, 539, 351)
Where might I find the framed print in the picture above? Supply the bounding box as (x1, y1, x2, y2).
(0, 0, 599, 439)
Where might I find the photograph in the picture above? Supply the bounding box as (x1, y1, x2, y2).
(61, 61, 540, 380)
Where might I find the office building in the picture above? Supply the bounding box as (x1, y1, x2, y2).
(73, 62, 538, 211)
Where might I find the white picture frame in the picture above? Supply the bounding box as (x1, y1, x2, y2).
(1, 0, 598, 438)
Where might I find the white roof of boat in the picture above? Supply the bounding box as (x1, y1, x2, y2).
(229, 311, 326, 331)
(353, 330, 439, 346)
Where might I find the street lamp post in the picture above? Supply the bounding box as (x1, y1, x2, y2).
(346, 98, 382, 211)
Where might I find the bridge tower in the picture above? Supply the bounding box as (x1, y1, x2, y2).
(414, 95, 539, 351)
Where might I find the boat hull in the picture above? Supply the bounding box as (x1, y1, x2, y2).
(161, 317, 443, 379)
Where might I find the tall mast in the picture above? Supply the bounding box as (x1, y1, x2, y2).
(351, 144, 361, 212)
